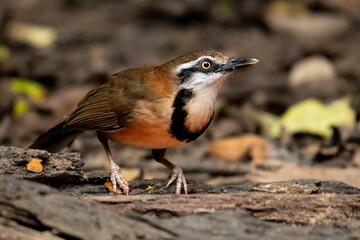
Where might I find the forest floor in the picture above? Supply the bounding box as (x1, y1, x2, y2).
(1, 1, 360, 239)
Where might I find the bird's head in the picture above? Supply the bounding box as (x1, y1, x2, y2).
(160, 50, 258, 92)
(155, 50, 259, 142)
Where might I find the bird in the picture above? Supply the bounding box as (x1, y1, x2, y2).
(29, 50, 258, 195)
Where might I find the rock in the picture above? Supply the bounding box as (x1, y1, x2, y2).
(0, 146, 84, 185)
(0, 176, 173, 240)
(288, 55, 339, 100)
(2, 176, 360, 240)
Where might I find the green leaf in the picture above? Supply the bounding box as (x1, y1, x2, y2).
(10, 78, 46, 101)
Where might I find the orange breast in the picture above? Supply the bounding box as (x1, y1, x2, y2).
(103, 121, 185, 149)
(103, 92, 184, 149)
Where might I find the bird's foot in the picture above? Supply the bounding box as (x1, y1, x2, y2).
(110, 162, 129, 195)
(165, 166, 188, 195)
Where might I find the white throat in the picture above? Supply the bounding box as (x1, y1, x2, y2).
(184, 78, 226, 132)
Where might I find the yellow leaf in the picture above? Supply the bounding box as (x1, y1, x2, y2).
(282, 99, 328, 136)
(261, 97, 355, 138)
(260, 111, 281, 138)
(145, 183, 160, 192)
(0, 45, 10, 62)
(10, 78, 46, 101)
(26, 158, 43, 173)
(282, 97, 355, 138)
(13, 99, 28, 118)
(146, 185, 155, 191)
(7, 21, 57, 48)
(327, 97, 355, 127)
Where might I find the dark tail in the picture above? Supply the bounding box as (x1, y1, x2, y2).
(29, 120, 81, 153)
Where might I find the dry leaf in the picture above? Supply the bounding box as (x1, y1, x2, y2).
(209, 134, 269, 163)
(145, 183, 161, 192)
(26, 158, 43, 173)
(104, 181, 122, 195)
(7, 21, 57, 48)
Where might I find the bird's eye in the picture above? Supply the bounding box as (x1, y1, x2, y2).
(201, 61, 212, 70)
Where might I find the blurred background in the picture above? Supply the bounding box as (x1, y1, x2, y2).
(1, 0, 360, 187)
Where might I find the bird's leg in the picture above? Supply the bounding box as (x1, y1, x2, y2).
(97, 132, 129, 195)
(152, 149, 188, 194)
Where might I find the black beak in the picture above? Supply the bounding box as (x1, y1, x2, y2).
(221, 57, 259, 72)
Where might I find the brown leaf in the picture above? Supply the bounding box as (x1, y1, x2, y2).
(209, 134, 269, 163)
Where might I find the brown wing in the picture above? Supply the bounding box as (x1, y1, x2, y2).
(63, 67, 160, 132)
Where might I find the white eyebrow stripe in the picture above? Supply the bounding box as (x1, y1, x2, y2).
(175, 56, 217, 73)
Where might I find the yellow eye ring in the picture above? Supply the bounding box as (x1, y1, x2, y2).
(201, 61, 212, 70)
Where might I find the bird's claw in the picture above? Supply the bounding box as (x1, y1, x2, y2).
(110, 163, 129, 195)
(165, 166, 188, 194)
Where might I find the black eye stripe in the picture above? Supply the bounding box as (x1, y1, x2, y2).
(177, 59, 221, 83)
(177, 68, 195, 83)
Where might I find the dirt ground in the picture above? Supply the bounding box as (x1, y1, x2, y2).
(1, 1, 360, 239)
